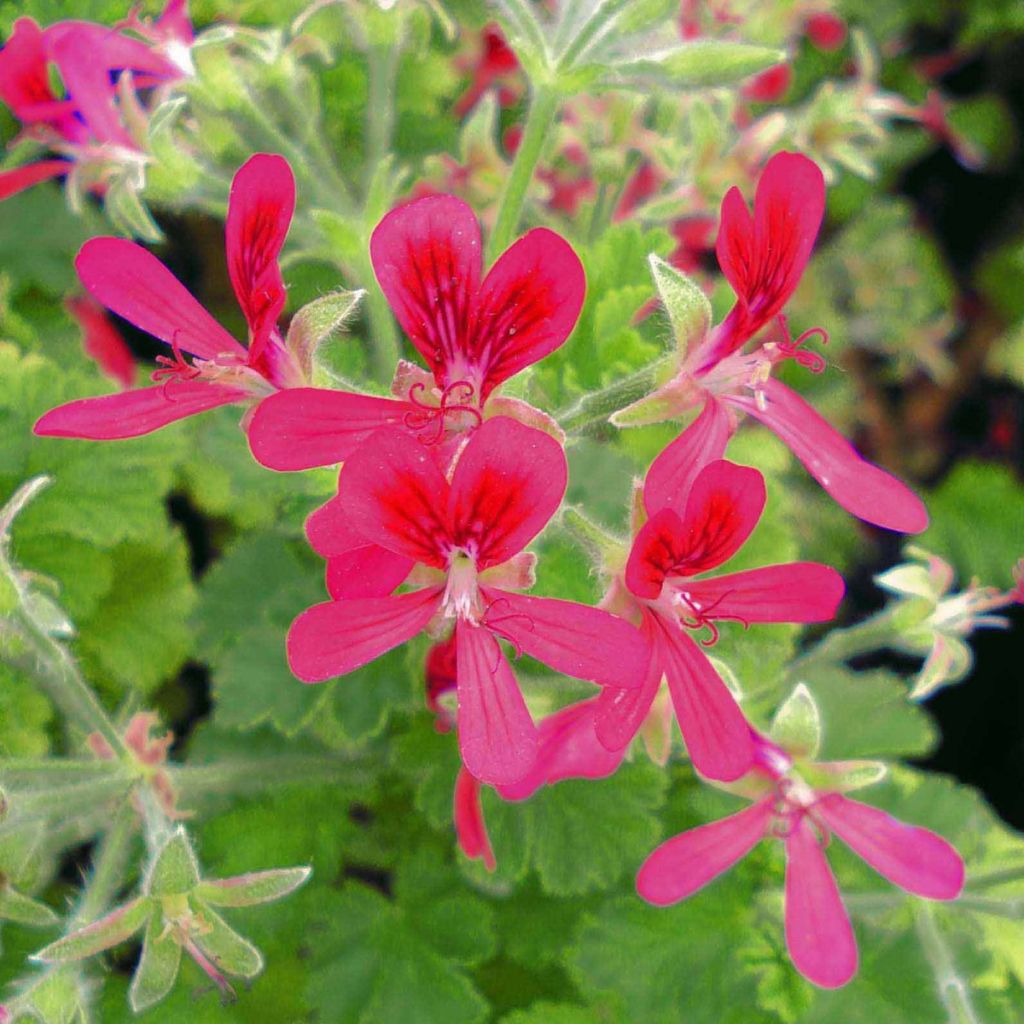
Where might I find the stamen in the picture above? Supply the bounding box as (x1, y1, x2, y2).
(774, 315, 829, 374)
(481, 597, 535, 666)
(673, 588, 750, 647)
(152, 331, 202, 400)
(403, 380, 483, 445)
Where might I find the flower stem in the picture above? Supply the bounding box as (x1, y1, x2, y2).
(914, 903, 980, 1024)
(487, 82, 560, 262)
(73, 802, 137, 927)
(364, 42, 399, 196)
(787, 606, 903, 678)
(555, 355, 675, 434)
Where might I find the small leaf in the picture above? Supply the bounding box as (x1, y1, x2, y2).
(770, 684, 822, 759)
(648, 254, 711, 358)
(129, 915, 182, 1013)
(0, 884, 59, 928)
(33, 898, 152, 963)
(191, 906, 263, 979)
(145, 829, 201, 898)
(196, 866, 312, 908)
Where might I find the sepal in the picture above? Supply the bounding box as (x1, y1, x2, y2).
(648, 254, 711, 359)
(769, 683, 822, 760)
(286, 289, 365, 381)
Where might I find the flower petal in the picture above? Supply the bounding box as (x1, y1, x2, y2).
(678, 563, 845, 624)
(814, 794, 964, 900)
(471, 227, 585, 397)
(287, 588, 441, 683)
(225, 154, 295, 363)
(454, 768, 496, 871)
(325, 544, 414, 599)
(338, 426, 452, 567)
(76, 238, 245, 361)
(370, 194, 481, 378)
(304, 491, 350, 558)
(482, 589, 646, 689)
(498, 698, 626, 801)
(656, 614, 755, 781)
(0, 160, 68, 200)
(247, 387, 411, 471)
(725, 378, 927, 533)
(455, 619, 538, 785)
(644, 397, 732, 516)
(785, 817, 858, 989)
(594, 627, 662, 752)
(67, 295, 135, 389)
(0, 19, 55, 119)
(637, 798, 773, 906)
(34, 381, 246, 440)
(448, 416, 566, 569)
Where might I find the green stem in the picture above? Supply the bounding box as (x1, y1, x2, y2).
(487, 83, 560, 262)
(359, 254, 400, 383)
(555, 355, 675, 434)
(364, 42, 399, 196)
(914, 903, 979, 1024)
(787, 606, 903, 678)
(556, 0, 632, 68)
(965, 864, 1024, 891)
(73, 803, 137, 927)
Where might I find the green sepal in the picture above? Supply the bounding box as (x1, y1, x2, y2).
(33, 897, 153, 963)
(613, 40, 786, 89)
(803, 759, 889, 793)
(286, 290, 365, 378)
(769, 683, 822, 760)
(648, 254, 711, 358)
(195, 866, 311, 908)
(0, 883, 59, 928)
(145, 829, 201, 898)
(128, 914, 183, 1013)
(190, 905, 264, 979)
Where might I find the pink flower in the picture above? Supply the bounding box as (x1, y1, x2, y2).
(741, 64, 793, 104)
(620, 152, 928, 533)
(804, 11, 847, 51)
(287, 415, 647, 785)
(426, 636, 458, 732)
(66, 294, 136, 390)
(248, 194, 584, 471)
(595, 406, 845, 782)
(452, 23, 521, 119)
(637, 736, 964, 988)
(34, 154, 304, 441)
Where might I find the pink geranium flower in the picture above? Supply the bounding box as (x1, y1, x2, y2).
(34, 154, 304, 440)
(452, 23, 521, 119)
(595, 406, 845, 781)
(287, 415, 647, 785)
(248, 193, 584, 470)
(66, 294, 136, 390)
(637, 734, 964, 988)
(617, 152, 928, 533)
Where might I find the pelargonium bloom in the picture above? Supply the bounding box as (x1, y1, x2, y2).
(637, 731, 964, 988)
(452, 23, 521, 119)
(248, 193, 584, 470)
(595, 406, 845, 781)
(614, 151, 928, 533)
(34, 154, 305, 440)
(287, 416, 647, 785)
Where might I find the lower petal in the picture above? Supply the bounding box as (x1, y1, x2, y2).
(785, 817, 858, 988)
(814, 794, 964, 900)
(725, 379, 927, 533)
(455, 620, 538, 786)
(594, 629, 662, 752)
(481, 589, 647, 689)
(287, 588, 441, 683)
(454, 769, 496, 871)
(0, 160, 69, 201)
(657, 617, 755, 781)
(325, 545, 414, 599)
(637, 798, 773, 906)
(246, 387, 412, 471)
(34, 382, 247, 440)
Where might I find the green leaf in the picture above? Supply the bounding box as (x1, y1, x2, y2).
(34, 898, 152, 963)
(129, 916, 183, 1013)
(647, 254, 711, 358)
(0, 663, 53, 757)
(196, 867, 312, 908)
(146, 829, 201, 898)
(500, 1004, 602, 1024)
(0, 884, 59, 927)
(614, 40, 785, 88)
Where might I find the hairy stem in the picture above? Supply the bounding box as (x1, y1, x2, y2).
(914, 903, 980, 1024)
(787, 606, 904, 677)
(365, 42, 399, 196)
(555, 355, 675, 434)
(73, 802, 138, 927)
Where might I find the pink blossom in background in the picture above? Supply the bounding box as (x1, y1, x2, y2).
(35, 154, 303, 440)
(426, 636, 458, 733)
(287, 416, 647, 785)
(620, 151, 929, 533)
(804, 11, 848, 51)
(741, 64, 793, 104)
(637, 734, 964, 988)
(452, 23, 521, 119)
(66, 295, 136, 389)
(595, 431, 844, 781)
(248, 193, 584, 471)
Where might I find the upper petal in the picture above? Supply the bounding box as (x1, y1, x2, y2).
(75, 238, 245, 362)
(643, 396, 733, 516)
(247, 388, 411, 471)
(338, 426, 452, 567)
(370, 194, 481, 378)
(637, 798, 773, 906)
(470, 227, 585, 397)
(287, 588, 441, 683)
(725, 378, 928, 533)
(498, 697, 628, 801)
(448, 417, 566, 568)
(481, 590, 647, 689)
(814, 794, 964, 900)
(225, 154, 295, 363)
(784, 816, 858, 989)
(455, 619, 538, 785)
(678, 563, 845, 624)
(656, 615, 755, 781)
(34, 381, 246, 440)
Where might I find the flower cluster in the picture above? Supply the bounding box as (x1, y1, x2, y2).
(31, 141, 965, 991)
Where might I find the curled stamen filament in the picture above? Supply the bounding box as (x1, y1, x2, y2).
(482, 597, 535, 668)
(674, 588, 750, 647)
(404, 380, 483, 445)
(775, 316, 829, 373)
